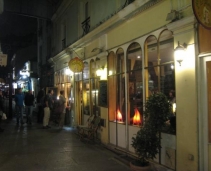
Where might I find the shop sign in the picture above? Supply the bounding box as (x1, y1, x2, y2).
(0, 54, 7, 66)
(193, 0, 211, 29)
(68, 57, 84, 72)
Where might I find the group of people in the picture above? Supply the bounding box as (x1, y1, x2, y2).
(15, 88, 35, 125)
(36, 89, 68, 129)
(0, 88, 68, 132)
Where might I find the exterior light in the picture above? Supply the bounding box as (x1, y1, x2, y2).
(96, 69, 102, 76)
(174, 41, 187, 66)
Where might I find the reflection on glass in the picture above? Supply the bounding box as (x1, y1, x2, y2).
(90, 78, 100, 116)
(117, 53, 125, 123)
(83, 79, 90, 115)
(127, 42, 143, 126)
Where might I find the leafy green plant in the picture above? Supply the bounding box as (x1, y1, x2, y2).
(131, 92, 171, 166)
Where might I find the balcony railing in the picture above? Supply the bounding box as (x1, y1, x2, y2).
(62, 38, 66, 50)
(81, 17, 90, 35)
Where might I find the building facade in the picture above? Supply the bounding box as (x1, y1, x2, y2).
(49, 0, 211, 170)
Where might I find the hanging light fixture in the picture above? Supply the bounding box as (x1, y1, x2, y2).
(174, 41, 187, 66)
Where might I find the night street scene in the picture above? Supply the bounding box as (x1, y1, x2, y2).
(0, 0, 211, 171)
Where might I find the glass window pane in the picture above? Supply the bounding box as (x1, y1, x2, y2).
(117, 73, 125, 123)
(108, 52, 116, 75)
(116, 49, 125, 123)
(145, 36, 158, 97)
(83, 62, 89, 79)
(90, 78, 100, 116)
(82, 79, 90, 115)
(108, 52, 117, 121)
(127, 42, 143, 126)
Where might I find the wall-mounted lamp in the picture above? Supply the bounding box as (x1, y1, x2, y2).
(174, 41, 187, 66)
(96, 66, 104, 76)
(96, 66, 107, 79)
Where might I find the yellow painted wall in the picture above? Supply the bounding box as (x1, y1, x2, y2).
(174, 25, 198, 171)
(78, 0, 198, 169)
(107, 0, 171, 49)
(100, 107, 109, 144)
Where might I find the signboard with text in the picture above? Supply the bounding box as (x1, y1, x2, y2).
(68, 57, 84, 73)
(193, 0, 211, 29)
(0, 54, 7, 66)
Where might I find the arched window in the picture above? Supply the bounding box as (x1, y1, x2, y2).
(127, 42, 143, 125)
(144, 35, 158, 97)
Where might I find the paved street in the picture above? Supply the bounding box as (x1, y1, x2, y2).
(0, 117, 131, 171)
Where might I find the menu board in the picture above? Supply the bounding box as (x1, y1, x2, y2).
(98, 81, 107, 107)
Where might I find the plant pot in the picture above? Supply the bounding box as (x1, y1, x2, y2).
(130, 161, 151, 171)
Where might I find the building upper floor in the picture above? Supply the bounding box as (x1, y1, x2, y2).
(50, 0, 193, 58)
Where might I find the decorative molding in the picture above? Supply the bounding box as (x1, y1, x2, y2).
(166, 15, 196, 32)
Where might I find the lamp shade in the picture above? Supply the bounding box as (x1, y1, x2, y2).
(174, 42, 185, 65)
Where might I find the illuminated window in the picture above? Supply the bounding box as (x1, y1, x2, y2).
(127, 42, 143, 126)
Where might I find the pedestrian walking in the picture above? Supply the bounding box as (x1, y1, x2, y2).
(58, 90, 66, 129)
(43, 89, 54, 129)
(24, 90, 35, 125)
(0, 90, 5, 132)
(15, 88, 25, 125)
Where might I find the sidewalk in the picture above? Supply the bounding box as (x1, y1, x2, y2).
(0, 115, 173, 171)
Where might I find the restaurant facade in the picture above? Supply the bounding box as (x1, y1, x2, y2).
(49, 0, 211, 170)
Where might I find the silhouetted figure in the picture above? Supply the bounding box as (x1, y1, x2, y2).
(36, 89, 45, 123)
(24, 90, 35, 125)
(0, 90, 5, 132)
(15, 88, 25, 125)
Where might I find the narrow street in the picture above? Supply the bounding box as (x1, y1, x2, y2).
(0, 116, 131, 171)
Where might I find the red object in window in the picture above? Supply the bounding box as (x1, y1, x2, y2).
(117, 109, 123, 121)
(133, 108, 141, 125)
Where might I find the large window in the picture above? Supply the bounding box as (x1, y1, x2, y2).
(116, 49, 125, 123)
(82, 79, 90, 115)
(82, 59, 101, 116)
(108, 52, 117, 122)
(108, 49, 125, 123)
(127, 42, 143, 125)
(145, 30, 176, 134)
(108, 30, 175, 131)
(145, 31, 175, 97)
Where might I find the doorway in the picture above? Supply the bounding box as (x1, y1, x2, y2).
(199, 55, 211, 171)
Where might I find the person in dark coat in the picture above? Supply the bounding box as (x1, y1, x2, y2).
(0, 90, 4, 132)
(36, 89, 45, 123)
(24, 90, 35, 125)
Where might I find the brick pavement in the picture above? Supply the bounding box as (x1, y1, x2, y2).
(0, 117, 132, 171)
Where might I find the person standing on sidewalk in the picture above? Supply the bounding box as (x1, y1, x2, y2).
(58, 90, 66, 129)
(36, 89, 45, 123)
(15, 88, 25, 125)
(0, 90, 5, 132)
(43, 89, 54, 129)
(24, 90, 35, 125)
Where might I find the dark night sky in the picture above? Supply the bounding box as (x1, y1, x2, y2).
(0, 11, 37, 78)
(0, 12, 37, 37)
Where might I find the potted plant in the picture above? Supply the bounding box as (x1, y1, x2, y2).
(131, 92, 171, 171)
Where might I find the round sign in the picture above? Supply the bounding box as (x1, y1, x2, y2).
(68, 57, 84, 73)
(193, 0, 211, 29)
